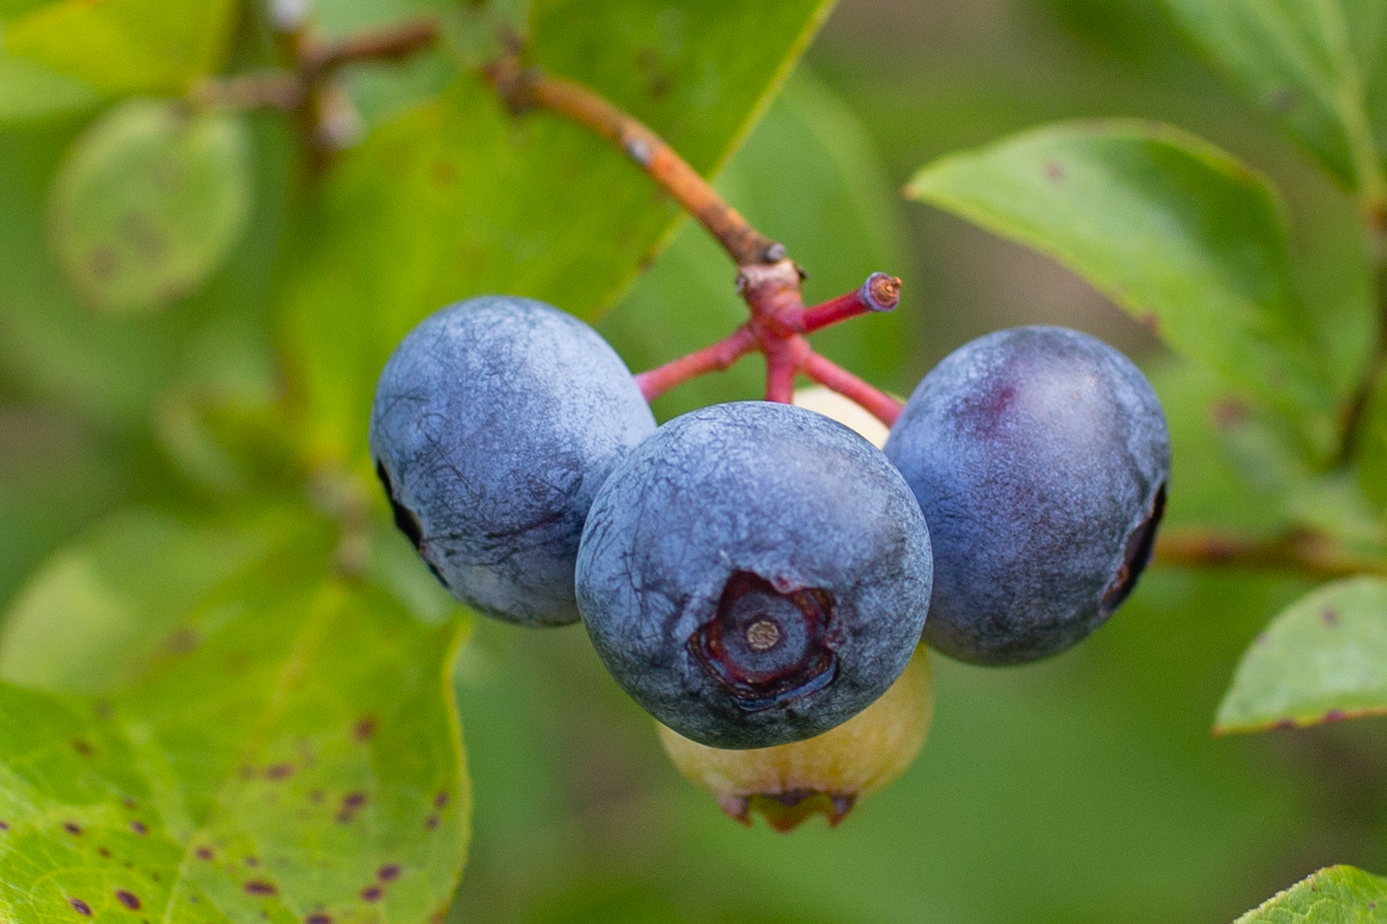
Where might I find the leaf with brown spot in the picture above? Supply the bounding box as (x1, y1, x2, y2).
(1235, 865, 1387, 921)
(1216, 577, 1387, 734)
(0, 506, 471, 924)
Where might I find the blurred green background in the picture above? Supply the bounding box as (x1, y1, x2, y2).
(3, 1, 1385, 922)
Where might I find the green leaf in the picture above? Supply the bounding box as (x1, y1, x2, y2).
(1215, 576, 1387, 734)
(1234, 865, 1387, 922)
(279, 0, 834, 461)
(0, 54, 99, 124)
(905, 121, 1339, 460)
(0, 512, 470, 923)
(0, 508, 314, 694)
(1162, 0, 1386, 196)
(47, 98, 253, 314)
(4, 0, 237, 95)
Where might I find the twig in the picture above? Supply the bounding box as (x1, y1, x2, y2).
(303, 17, 440, 75)
(486, 60, 781, 268)
(1334, 205, 1387, 466)
(1153, 527, 1387, 580)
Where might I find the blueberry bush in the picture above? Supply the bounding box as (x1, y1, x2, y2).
(3, 1, 1387, 922)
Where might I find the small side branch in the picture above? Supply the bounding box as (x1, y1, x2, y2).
(800, 353, 904, 427)
(488, 61, 781, 268)
(635, 327, 758, 403)
(303, 17, 440, 75)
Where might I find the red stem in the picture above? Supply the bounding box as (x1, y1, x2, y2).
(799, 273, 900, 333)
(635, 326, 758, 403)
(800, 352, 904, 427)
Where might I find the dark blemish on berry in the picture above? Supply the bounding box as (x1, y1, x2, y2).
(63, 822, 82, 835)
(0, 820, 9, 830)
(377, 864, 401, 882)
(121, 798, 137, 810)
(148, 871, 160, 883)
(1100, 483, 1166, 617)
(245, 856, 260, 867)
(69, 898, 93, 917)
(306, 914, 332, 924)
(425, 814, 439, 830)
(130, 820, 147, 836)
(309, 789, 325, 804)
(72, 738, 95, 757)
(244, 881, 277, 896)
(1139, 313, 1159, 335)
(434, 792, 449, 809)
(353, 717, 377, 742)
(690, 571, 838, 711)
(1273, 718, 1297, 731)
(361, 886, 384, 902)
(1254, 633, 1269, 646)
(98, 848, 111, 858)
(115, 890, 141, 910)
(265, 763, 294, 781)
(1322, 608, 1339, 627)
(195, 846, 214, 861)
(1324, 710, 1348, 723)
(1044, 161, 1064, 183)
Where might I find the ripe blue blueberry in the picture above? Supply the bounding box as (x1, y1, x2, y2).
(884, 326, 1170, 665)
(576, 401, 933, 749)
(370, 295, 656, 626)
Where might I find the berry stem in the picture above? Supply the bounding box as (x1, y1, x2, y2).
(800, 353, 904, 427)
(1153, 527, 1387, 580)
(635, 326, 758, 403)
(487, 60, 782, 269)
(799, 273, 900, 334)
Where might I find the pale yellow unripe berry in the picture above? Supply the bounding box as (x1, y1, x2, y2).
(658, 645, 933, 831)
(792, 386, 889, 448)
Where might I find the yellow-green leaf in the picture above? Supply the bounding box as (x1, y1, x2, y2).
(0, 509, 471, 923)
(4, 0, 237, 94)
(1234, 865, 1387, 922)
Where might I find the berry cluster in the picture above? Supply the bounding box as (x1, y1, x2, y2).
(370, 292, 1170, 819)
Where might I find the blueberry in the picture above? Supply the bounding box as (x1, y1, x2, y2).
(576, 401, 933, 749)
(884, 326, 1170, 665)
(369, 295, 656, 626)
